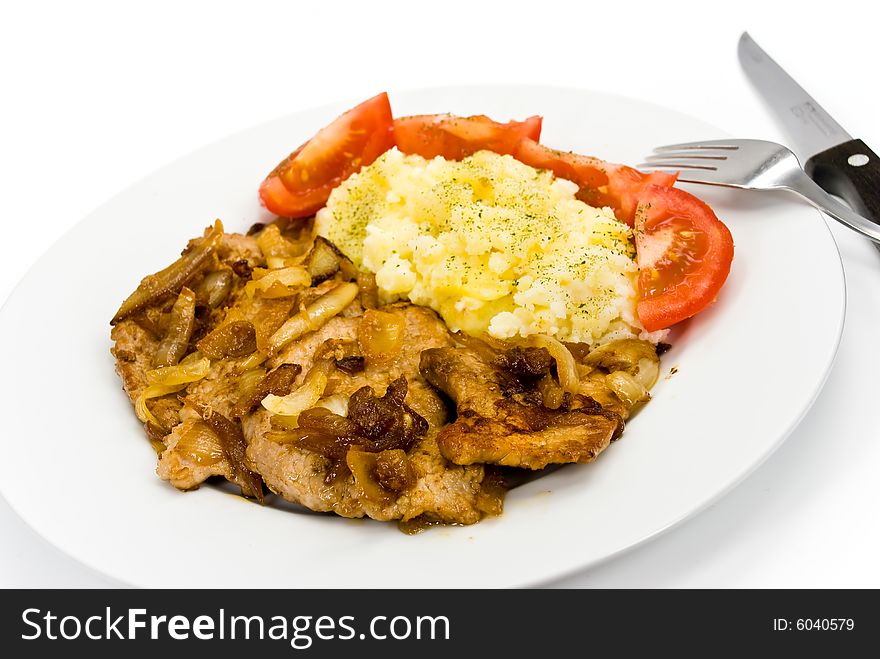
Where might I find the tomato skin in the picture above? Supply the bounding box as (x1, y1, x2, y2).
(602, 166, 678, 225)
(513, 138, 610, 188)
(394, 114, 542, 160)
(634, 185, 734, 331)
(260, 92, 394, 218)
(259, 170, 329, 218)
(514, 138, 677, 224)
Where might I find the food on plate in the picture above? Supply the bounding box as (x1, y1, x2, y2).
(317, 148, 651, 344)
(633, 185, 735, 332)
(111, 222, 660, 527)
(513, 138, 678, 225)
(393, 113, 542, 160)
(259, 92, 394, 219)
(110, 92, 733, 530)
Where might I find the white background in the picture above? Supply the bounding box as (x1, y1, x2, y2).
(2, 0, 879, 587)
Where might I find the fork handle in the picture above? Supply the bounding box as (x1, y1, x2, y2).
(785, 168, 880, 244)
(805, 139, 880, 228)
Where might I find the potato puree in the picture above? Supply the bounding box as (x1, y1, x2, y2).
(317, 148, 647, 345)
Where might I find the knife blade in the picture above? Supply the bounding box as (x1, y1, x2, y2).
(738, 32, 880, 226)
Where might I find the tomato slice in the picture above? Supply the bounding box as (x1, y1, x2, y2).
(513, 138, 677, 224)
(394, 114, 542, 160)
(634, 185, 734, 331)
(259, 92, 394, 218)
(514, 138, 610, 188)
(581, 166, 678, 226)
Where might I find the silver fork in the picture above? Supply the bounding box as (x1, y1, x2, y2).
(640, 138, 880, 244)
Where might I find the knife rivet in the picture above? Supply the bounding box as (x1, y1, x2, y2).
(847, 154, 869, 167)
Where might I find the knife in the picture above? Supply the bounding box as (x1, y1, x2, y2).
(738, 32, 880, 229)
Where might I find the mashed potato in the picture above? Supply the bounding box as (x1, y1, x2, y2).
(316, 148, 650, 345)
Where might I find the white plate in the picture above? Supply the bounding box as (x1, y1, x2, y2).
(0, 86, 844, 588)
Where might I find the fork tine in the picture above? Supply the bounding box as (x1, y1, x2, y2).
(636, 157, 722, 170)
(653, 139, 741, 152)
(643, 153, 728, 163)
(637, 164, 730, 186)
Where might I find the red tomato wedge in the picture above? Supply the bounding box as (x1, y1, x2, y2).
(514, 138, 611, 188)
(634, 185, 734, 331)
(581, 166, 678, 226)
(259, 92, 394, 218)
(513, 138, 676, 225)
(394, 114, 542, 160)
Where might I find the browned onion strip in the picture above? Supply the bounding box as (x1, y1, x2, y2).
(175, 421, 226, 466)
(268, 282, 359, 354)
(194, 269, 233, 309)
(232, 363, 302, 418)
(186, 398, 263, 502)
(196, 320, 258, 360)
(529, 334, 580, 394)
(358, 310, 405, 364)
(305, 236, 343, 285)
(537, 373, 565, 410)
(244, 266, 311, 299)
(152, 287, 197, 367)
(346, 449, 416, 504)
(356, 271, 379, 309)
(261, 360, 333, 417)
(256, 224, 308, 266)
(111, 220, 224, 324)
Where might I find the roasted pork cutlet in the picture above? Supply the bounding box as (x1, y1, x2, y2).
(420, 346, 624, 470)
(110, 221, 659, 529)
(110, 223, 500, 525)
(244, 304, 498, 524)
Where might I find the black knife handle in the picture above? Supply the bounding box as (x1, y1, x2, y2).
(804, 139, 880, 224)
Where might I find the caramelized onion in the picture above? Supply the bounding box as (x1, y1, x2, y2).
(231, 259, 253, 280)
(233, 363, 301, 418)
(175, 421, 225, 466)
(358, 309, 405, 364)
(152, 287, 197, 367)
(347, 448, 416, 504)
(529, 334, 580, 394)
(305, 236, 343, 285)
(268, 282, 359, 353)
(146, 353, 211, 387)
(146, 355, 210, 387)
(282, 380, 427, 457)
(373, 449, 416, 491)
(261, 360, 333, 418)
(356, 271, 379, 309)
(334, 355, 365, 375)
(252, 297, 297, 354)
(346, 377, 427, 452)
(314, 394, 350, 417)
(585, 339, 661, 392)
(194, 269, 233, 308)
(112, 220, 223, 324)
(347, 450, 395, 504)
(135, 383, 188, 430)
(244, 266, 311, 299)
(634, 358, 660, 391)
(186, 398, 263, 501)
(256, 224, 308, 267)
(494, 346, 554, 381)
(298, 405, 361, 436)
(605, 371, 650, 407)
(236, 351, 268, 372)
(236, 367, 267, 399)
(537, 373, 565, 410)
(196, 320, 257, 360)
